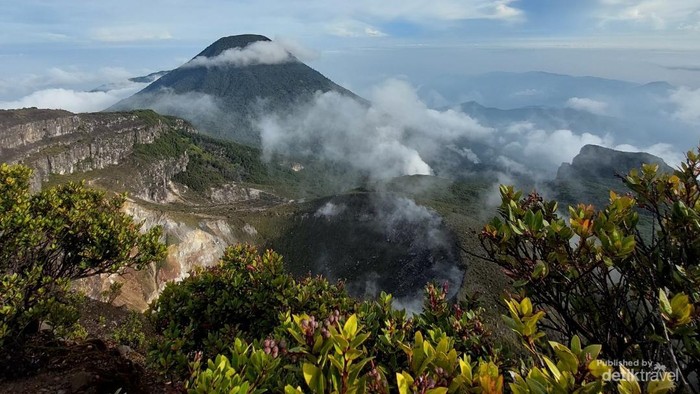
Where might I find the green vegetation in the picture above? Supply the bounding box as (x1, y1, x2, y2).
(132, 109, 175, 127)
(149, 244, 502, 391)
(148, 148, 699, 393)
(0, 164, 165, 351)
(480, 147, 700, 392)
(131, 126, 356, 197)
(2, 143, 699, 392)
(173, 133, 270, 192)
(112, 311, 147, 349)
(148, 243, 678, 393)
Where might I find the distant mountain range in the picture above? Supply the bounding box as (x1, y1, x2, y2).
(110, 34, 358, 146)
(421, 71, 674, 109)
(424, 71, 695, 151)
(457, 101, 627, 136)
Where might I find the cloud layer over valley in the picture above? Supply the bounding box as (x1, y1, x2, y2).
(0, 67, 160, 113)
(256, 77, 691, 183)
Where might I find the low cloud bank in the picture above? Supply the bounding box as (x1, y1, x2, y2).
(257, 78, 684, 182)
(0, 85, 142, 113)
(0, 67, 165, 113)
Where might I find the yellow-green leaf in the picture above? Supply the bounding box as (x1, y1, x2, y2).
(397, 372, 414, 394)
(343, 314, 358, 337)
(647, 373, 675, 394)
(303, 363, 324, 393)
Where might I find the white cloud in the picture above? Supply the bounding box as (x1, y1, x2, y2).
(669, 86, 700, 124)
(566, 97, 609, 115)
(0, 85, 142, 113)
(314, 202, 347, 219)
(614, 143, 684, 166)
(370, 79, 491, 141)
(258, 91, 434, 180)
(512, 128, 612, 168)
(0, 66, 137, 98)
(364, 27, 388, 37)
(184, 39, 317, 68)
(496, 155, 530, 175)
(273, 37, 320, 62)
(327, 20, 388, 37)
(258, 79, 491, 180)
(505, 121, 535, 134)
(349, 0, 524, 23)
(447, 145, 480, 163)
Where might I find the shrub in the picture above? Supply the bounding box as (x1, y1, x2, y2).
(148, 244, 354, 377)
(112, 311, 147, 349)
(101, 281, 124, 305)
(480, 147, 700, 391)
(0, 164, 166, 349)
(184, 294, 675, 393)
(149, 244, 500, 391)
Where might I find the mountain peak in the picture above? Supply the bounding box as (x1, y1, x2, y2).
(196, 34, 271, 58)
(110, 34, 358, 146)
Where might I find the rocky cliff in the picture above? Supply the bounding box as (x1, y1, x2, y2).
(0, 108, 251, 310)
(77, 201, 241, 310)
(0, 108, 193, 196)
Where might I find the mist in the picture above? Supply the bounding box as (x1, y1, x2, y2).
(257, 78, 491, 181)
(257, 77, 691, 185)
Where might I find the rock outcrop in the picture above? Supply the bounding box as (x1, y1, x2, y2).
(0, 108, 193, 192)
(77, 202, 237, 310)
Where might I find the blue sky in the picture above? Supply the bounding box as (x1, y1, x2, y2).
(1, 0, 700, 102)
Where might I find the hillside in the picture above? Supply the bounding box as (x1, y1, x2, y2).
(110, 34, 359, 146)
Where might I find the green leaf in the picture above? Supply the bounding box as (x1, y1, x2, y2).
(587, 359, 611, 378)
(570, 335, 581, 356)
(618, 365, 641, 394)
(343, 314, 358, 338)
(303, 363, 325, 393)
(549, 341, 579, 372)
(581, 344, 602, 360)
(659, 289, 672, 316)
(397, 372, 414, 394)
(647, 373, 676, 394)
(284, 385, 304, 394)
(543, 357, 562, 381)
(520, 298, 533, 316)
(670, 293, 693, 324)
